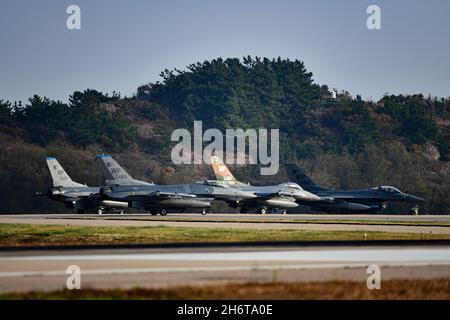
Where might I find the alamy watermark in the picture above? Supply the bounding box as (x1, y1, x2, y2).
(65, 4, 380, 31)
(66, 5, 81, 30)
(367, 4, 381, 30)
(171, 121, 279, 175)
(66, 265, 81, 290)
(366, 265, 381, 290)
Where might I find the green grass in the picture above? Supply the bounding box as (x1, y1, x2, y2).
(96, 216, 450, 227)
(0, 223, 448, 247)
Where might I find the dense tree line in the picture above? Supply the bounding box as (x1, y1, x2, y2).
(139, 57, 320, 129)
(138, 57, 449, 161)
(1, 90, 138, 150)
(0, 57, 449, 213)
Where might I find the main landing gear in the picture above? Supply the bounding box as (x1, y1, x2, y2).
(259, 207, 287, 214)
(149, 208, 168, 216)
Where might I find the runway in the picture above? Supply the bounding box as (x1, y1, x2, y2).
(1, 214, 450, 293)
(0, 244, 449, 293)
(1, 213, 450, 234)
(2, 213, 450, 222)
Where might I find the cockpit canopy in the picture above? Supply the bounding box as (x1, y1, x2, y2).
(374, 186, 402, 193)
(280, 182, 304, 190)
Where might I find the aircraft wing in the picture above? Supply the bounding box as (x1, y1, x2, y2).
(237, 191, 298, 205)
(146, 191, 197, 199)
(253, 191, 295, 199)
(237, 191, 298, 209)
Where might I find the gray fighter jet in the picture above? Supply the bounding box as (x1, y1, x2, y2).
(41, 157, 128, 214)
(285, 164, 425, 213)
(97, 154, 256, 215)
(208, 156, 321, 214)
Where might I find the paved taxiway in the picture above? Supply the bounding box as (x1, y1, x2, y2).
(1, 213, 450, 234)
(1, 214, 450, 293)
(1, 245, 450, 293)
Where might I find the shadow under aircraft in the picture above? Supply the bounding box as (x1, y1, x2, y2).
(285, 164, 425, 214)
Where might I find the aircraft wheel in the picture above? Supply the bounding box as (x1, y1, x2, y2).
(97, 208, 103, 215)
(260, 208, 267, 215)
(159, 208, 168, 216)
(201, 209, 207, 216)
(120, 210, 124, 215)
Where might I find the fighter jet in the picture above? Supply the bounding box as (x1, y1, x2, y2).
(97, 154, 256, 215)
(208, 156, 321, 214)
(285, 164, 425, 213)
(41, 157, 128, 214)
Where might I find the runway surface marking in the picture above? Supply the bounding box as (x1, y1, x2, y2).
(1, 245, 449, 292)
(1, 247, 449, 277)
(1, 247, 449, 262)
(2, 262, 450, 278)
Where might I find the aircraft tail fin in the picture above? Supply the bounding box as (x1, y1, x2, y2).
(285, 164, 329, 191)
(46, 157, 85, 188)
(210, 156, 247, 187)
(97, 154, 152, 186)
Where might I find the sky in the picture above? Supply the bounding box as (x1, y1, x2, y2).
(1, 0, 449, 103)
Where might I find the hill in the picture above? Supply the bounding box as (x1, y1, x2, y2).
(0, 57, 449, 213)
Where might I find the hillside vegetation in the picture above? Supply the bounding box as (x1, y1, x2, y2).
(0, 57, 449, 213)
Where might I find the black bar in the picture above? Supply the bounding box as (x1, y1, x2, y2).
(1, 300, 448, 319)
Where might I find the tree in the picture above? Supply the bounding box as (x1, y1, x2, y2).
(0, 100, 12, 124)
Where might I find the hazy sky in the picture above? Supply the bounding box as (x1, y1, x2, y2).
(1, 0, 449, 103)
